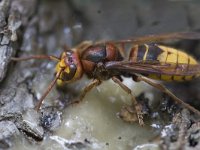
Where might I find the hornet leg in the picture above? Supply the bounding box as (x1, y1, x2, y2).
(133, 75, 200, 116)
(112, 76, 144, 126)
(69, 79, 101, 105)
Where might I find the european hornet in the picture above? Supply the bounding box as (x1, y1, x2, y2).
(11, 32, 200, 126)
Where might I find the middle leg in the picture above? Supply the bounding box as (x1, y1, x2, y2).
(112, 76, 144, 126)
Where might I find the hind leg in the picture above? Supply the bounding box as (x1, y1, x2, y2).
(133, 75, 200, 116)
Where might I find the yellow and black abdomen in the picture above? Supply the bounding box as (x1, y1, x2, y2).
(129, 43, 200, 81)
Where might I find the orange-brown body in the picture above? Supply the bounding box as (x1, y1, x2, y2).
(55, 42, 200, 86)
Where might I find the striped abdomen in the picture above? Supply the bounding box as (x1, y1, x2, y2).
(129, 44, 200, 81)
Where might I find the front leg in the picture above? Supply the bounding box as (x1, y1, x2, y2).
(69, 79, 101, 105)
(79, 79, 101, 102)
(112, 76, 144, 126)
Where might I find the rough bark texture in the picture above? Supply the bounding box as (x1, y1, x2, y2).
(0, 0, 37, 81)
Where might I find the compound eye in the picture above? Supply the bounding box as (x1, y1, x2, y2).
(60, 50, 78, 81)
(61, 64, 77, 81)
